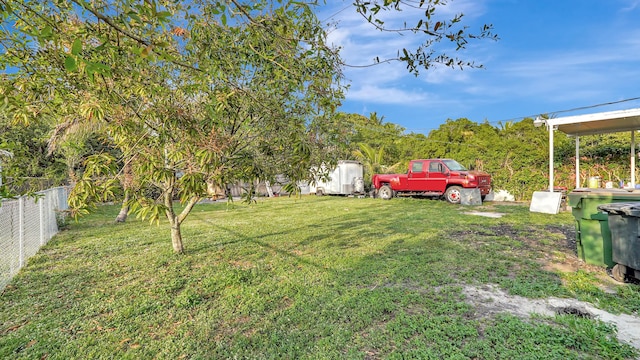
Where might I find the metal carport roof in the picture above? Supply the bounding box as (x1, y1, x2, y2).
(534, 108, 640, 192)
(539, 108, 640, 136)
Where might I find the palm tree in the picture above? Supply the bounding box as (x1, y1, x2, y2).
(353, 143, 401, 190)
(353, 143, 386, 176)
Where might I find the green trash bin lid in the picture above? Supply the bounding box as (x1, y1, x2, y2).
(597, 202, 640, 217)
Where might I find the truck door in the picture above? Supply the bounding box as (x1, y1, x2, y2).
(425, 161, 448, 193)
(407, 160, 428, 191)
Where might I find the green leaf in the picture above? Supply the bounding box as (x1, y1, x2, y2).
(40, 26, 53, 39)
(156, 11, 172, 19)
(128, 11, 142, 24)
(64, 55, 77, 71)
(95, 40, 108, 51)
(90, 61, 110, 73)
(71, 38, 83, 55)
(141, 45, 153, 58)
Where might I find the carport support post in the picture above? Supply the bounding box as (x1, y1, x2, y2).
(548, 123, 554, 192)
(575, 136, 580, 188)
(632, 130, 636, 187)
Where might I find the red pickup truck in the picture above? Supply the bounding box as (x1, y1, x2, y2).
(372, 159, 491, 203)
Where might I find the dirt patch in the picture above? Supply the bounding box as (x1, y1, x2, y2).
(451, 224, 576, 250)
(451, 223, 620, 291)
(462, 284, 640, 350)
(449, 224, 576, 266)
(545, 224, 577, 253)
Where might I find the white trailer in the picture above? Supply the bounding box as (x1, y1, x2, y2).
(310, 160, 365, 196)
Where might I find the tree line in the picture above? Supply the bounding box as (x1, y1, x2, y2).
(3, 109, 634, 203)
(340, 113, 635, 200)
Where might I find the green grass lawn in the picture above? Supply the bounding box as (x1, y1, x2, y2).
(1, 196, 639, 359)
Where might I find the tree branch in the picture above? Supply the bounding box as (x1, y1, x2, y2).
(178, 196, 200, 224)
(70, 0, 150, 47)
(70, 0, 207, 75)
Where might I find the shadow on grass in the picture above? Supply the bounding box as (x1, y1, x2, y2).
(2, 198, 638, 359)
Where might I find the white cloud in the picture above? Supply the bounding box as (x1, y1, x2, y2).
(328, 0, 640, 129)
(620, 0, 640, 11)
(331, 0, 488, 25)
(331, 31, 414, 69)
(323, 1, 495, 111)
(324, 0, 492, 80)
(442, 14, 640, 106)
(434, 0, 489, 18)
(422, 64, 474, 84)
(347, 84, 428, 104)
(328, 1, 636, 120)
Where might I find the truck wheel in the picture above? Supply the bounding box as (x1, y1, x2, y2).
(444, 186, 462, 204)
(611, 264, 626, 282)
(316, 189, 324, 196)
(378, 185, 393, 200)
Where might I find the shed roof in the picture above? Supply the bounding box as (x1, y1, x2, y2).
(542, 107, 640, 136)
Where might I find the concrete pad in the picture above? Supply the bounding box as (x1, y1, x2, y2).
(462, 211, 506, 218)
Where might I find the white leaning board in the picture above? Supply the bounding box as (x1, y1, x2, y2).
(529, 191, 563, 214)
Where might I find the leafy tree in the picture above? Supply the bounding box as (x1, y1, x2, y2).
(342, 112, 406, 166)
(422, 118, 490, 163)
(488, 118, 549, 198)
(0, 0, 498, 252)
(0, 112, 67, 193)
(0, 148, 12, 193)
(394, 132, 431, 169)
(1, 0, 349, 253)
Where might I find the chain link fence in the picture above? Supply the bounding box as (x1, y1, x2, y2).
(0, 186, 70, 292)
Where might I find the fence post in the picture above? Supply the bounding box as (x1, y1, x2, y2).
(18, 196, 24, 269)
(39, 195, 46, 245)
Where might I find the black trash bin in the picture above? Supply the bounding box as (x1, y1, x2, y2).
(597, 202, 640, 282)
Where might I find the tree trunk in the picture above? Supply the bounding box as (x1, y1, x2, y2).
(115, 193, 130, 222)
(164, 177, 197, 253)
(165, 190, 188, 254)
(116, 162, 134, 222)
(171, 224, 184, 253)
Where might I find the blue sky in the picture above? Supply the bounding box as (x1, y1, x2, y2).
(318, 0, 640, 134)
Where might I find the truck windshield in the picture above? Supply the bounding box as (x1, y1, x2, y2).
(442, 160, 467, 171)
